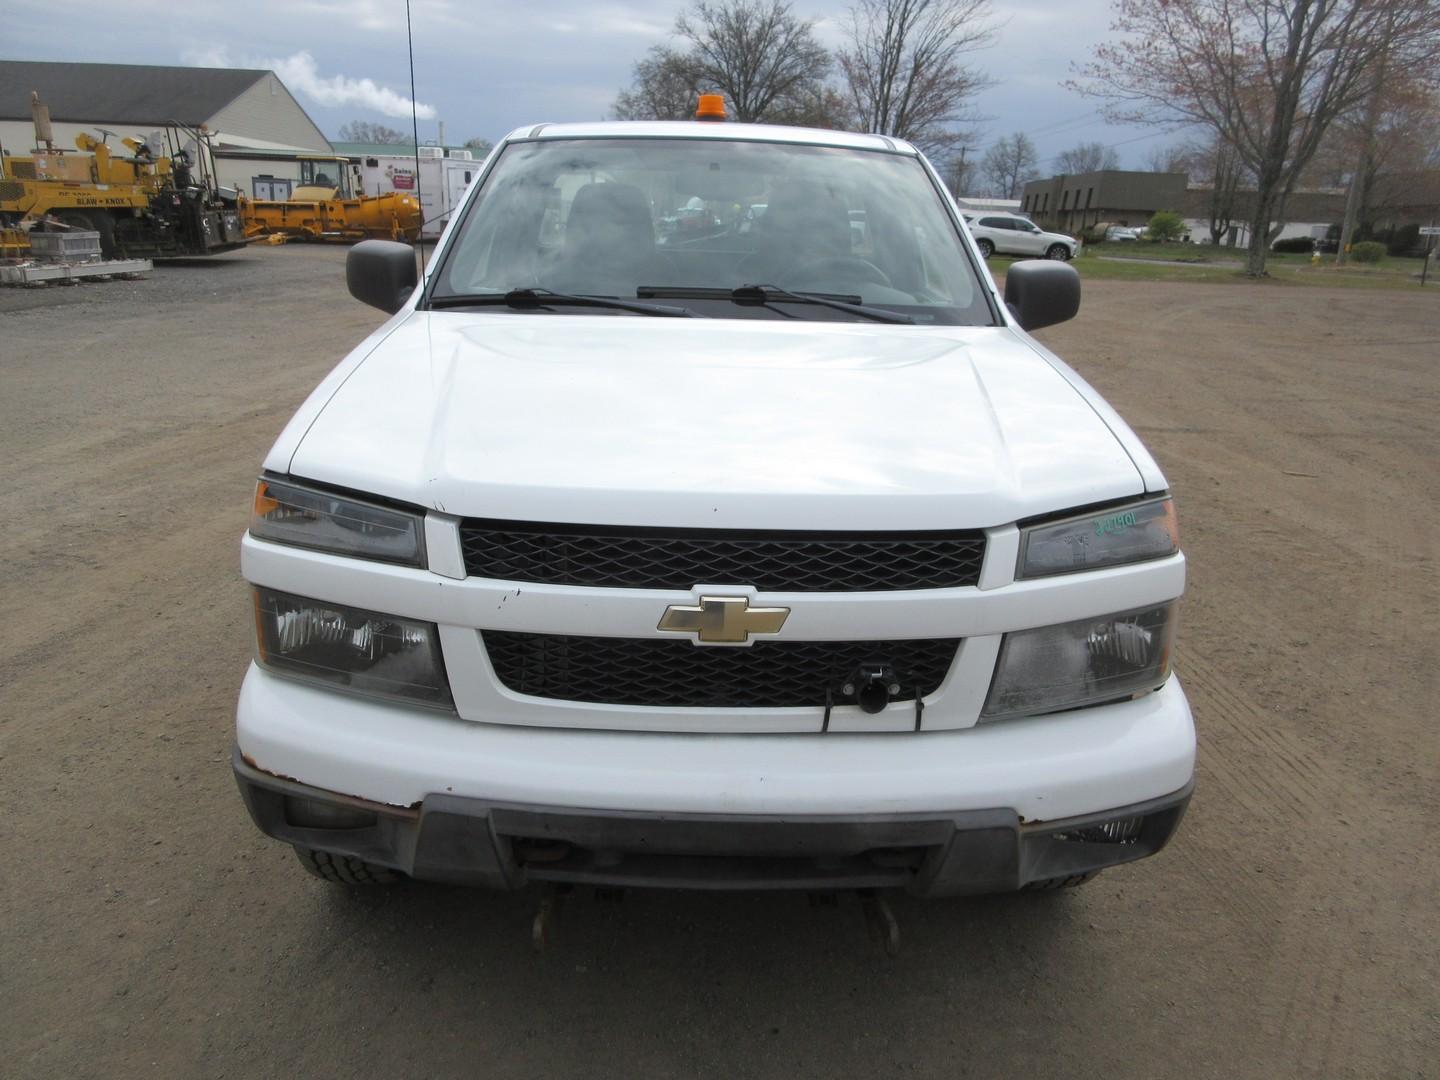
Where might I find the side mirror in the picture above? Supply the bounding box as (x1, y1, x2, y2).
(1003, 260, 1080, 331)
(347, 239, 419, 313)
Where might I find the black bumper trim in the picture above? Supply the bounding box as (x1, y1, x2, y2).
(233, 749, 1192, 896)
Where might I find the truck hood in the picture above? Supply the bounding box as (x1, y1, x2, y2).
(287, 312, 1144, 530)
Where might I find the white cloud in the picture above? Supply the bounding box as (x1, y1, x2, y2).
(183, 47, 436, 121)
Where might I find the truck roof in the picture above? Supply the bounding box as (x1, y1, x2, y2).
(499, 120, 917, 155)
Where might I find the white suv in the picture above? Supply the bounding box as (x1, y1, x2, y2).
(964, 212, 1079, 261)
(234, 119, 1192, 898)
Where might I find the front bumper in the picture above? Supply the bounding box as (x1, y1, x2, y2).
(234, 665, 1195, 894)
(236, 665, 1195, 819)
(235, 749, 1191, 895)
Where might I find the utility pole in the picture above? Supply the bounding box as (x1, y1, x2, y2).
(949, 145, 976, 198)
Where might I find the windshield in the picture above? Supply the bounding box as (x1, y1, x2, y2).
(430, 137, 992, 324)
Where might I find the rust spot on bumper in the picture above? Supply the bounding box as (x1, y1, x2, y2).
(238, 752, 420, 820)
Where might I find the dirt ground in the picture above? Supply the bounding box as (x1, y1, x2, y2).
(2, 246, 1436, 1079)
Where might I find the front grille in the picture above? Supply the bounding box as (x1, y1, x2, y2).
(482, 632, 961, 708)
(458, 521, 986, 592)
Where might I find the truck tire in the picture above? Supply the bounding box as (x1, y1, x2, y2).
(91, 213, 117, 258)
(1022, 871, 1098, 891)
(293, 845, 402, 884)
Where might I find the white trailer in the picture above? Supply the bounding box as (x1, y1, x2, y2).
(356, 147, 480, 239)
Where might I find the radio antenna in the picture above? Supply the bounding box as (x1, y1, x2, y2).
(406, 0, 425, 274)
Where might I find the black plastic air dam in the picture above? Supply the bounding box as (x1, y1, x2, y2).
(233, 750, 1192, 896)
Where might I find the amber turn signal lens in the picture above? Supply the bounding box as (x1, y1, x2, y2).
(253, 479, 280, 518)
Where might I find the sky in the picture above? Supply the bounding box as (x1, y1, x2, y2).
(3, 0, 1186, 171)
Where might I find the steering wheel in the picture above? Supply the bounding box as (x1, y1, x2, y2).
(778, 254, 892, 288)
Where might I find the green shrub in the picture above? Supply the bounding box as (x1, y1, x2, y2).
(1147, 210, 1185, 243)
(1272, 236, 1316, 254)
(1350, 241, 1386, 263)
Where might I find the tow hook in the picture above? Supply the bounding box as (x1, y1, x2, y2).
(823, 663, 926, 730)
(843, 663, 901, 714)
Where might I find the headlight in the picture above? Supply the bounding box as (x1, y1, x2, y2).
(981, 602, 1176, 722)
(1018, 498, 1177, 578)
(253, 587, 452, 708)
(250, 477, 424, 567)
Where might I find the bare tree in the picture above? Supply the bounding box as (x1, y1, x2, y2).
(1139, 136, 1248, 243)
(837, 0, 998, 156)
(1142, 143, 1192, 173)
(767, 85, 855, 129)
(1319, 75, 1440, 254)
(336, 121, 409, 144)
(1183, 135, 1249, 244)
(1360, 84, 1440, 212)
(675, 1, 832, 123)
(613, 47, 707, 121)
(980, 133, 1038, 198)
(1073, 0, 1440, 276)
(1053, 141, 1120, 174)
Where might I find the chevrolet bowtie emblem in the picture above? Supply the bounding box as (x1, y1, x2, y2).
(657, 595, 790, 644)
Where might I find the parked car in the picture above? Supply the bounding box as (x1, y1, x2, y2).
(658, 204, 722, 242)
(235, 116, 1192, 902)
(1105, 227, 1140, 243)
(963, 212, 1079, 260)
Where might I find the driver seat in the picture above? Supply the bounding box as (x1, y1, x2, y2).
(551, 182, 665, 295)
(746, 180, 852, 282)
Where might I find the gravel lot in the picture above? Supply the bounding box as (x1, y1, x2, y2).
(2, 245, 1437, 1078)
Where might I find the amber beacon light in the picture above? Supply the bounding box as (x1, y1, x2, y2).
(695, 94, 726, 121)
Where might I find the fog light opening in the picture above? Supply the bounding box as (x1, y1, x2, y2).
(284, 796, 377, 831)
(1053, 814, 1145, 845)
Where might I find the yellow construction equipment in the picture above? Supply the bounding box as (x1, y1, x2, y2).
(241, 155, 422, 243)
(0, 94, 247, 258)
(0, 226, 27, 256)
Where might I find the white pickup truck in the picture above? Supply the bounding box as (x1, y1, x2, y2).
(234, 118, 1193, 897)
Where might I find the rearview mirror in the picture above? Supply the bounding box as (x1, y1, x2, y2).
(675, 165, 751, 202)
(1003, 261, 1081, 331)
(347, 239, 419, 313)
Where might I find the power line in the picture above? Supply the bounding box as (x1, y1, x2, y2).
(1027, 108, 1103, 137)
(1100, 129, 1177, 150)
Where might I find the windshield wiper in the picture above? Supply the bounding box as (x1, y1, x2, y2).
(638, 284, 916, 324)
(430, 288, 697, 318)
